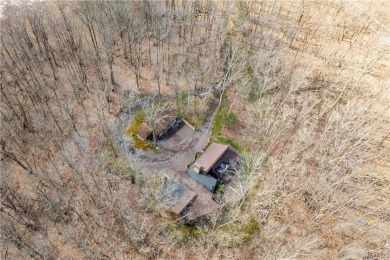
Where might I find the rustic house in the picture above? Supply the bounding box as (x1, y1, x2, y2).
(172, 170, 220, 221)
(187, 143, 238, 192)
(153, 111, 178, 139)
(136, 111, 178, 141)
(187, 164, 218, 192)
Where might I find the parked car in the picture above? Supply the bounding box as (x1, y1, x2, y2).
(215, 162, 230, 175)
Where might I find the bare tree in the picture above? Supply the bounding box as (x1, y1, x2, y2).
(143, 102, 171, 147)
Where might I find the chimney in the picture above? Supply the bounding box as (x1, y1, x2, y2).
(193, 163, 202, 174)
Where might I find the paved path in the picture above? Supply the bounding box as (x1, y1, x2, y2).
(133, 100, 218, 173)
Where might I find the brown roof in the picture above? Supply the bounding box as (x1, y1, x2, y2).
(168, 190, 197, 216)
(137, 122, 152, 140)
(195, 143, 229, 173)
(154, 111, 177, 136)
(172, 171, 220, 220)
(173, 171, 213, 199)
(187, 194, 220, 221)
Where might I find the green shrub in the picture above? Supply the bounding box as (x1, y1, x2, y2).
(195, 152, 203, 160)
(225, 112, 237, 126)
(214, 107, 238, 129)
(166, 223, 199, 244)
(215, 183, 224, 193)
(212, 108, 243, 153)
(134, 110, 145, 123)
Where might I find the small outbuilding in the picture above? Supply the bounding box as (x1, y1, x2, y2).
(136, 111, 178, 141)
(137, 122, 152, 141)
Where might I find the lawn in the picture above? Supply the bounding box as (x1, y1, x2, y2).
(211, 107, 244, 153)
(126, 111, 155, 151)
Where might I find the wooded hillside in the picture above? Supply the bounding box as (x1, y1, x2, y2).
(1, 1, 389, 259)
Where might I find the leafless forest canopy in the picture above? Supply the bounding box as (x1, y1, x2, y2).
(0, 0, 389, 259)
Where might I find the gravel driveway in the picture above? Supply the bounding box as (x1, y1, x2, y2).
(133, 100, 218, 172)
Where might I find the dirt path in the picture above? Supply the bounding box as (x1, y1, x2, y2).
(132, 100, 219, 173)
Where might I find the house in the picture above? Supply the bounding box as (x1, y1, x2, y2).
(172, 170, 220, 221)
(136, 111, 178, 141)
(187, 143, 238, 192)
(196, 143, 229, 173)
(167, 144, 239, 221)
(187, 164, 218, 192)
(153, 111, 178, 139)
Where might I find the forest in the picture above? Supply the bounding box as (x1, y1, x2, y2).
(1, 0, 389, 259)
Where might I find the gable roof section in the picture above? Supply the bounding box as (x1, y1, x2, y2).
(168, 190, 197, 216)
(187, 194, 220, 221)
(187, 167, 217, 192)
(137, 122, 152, 140)
(195, 143, 229, 173)
(154, 111, 177, 136)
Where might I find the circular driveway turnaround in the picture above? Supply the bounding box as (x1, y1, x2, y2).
(134, 101, 218, 172)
